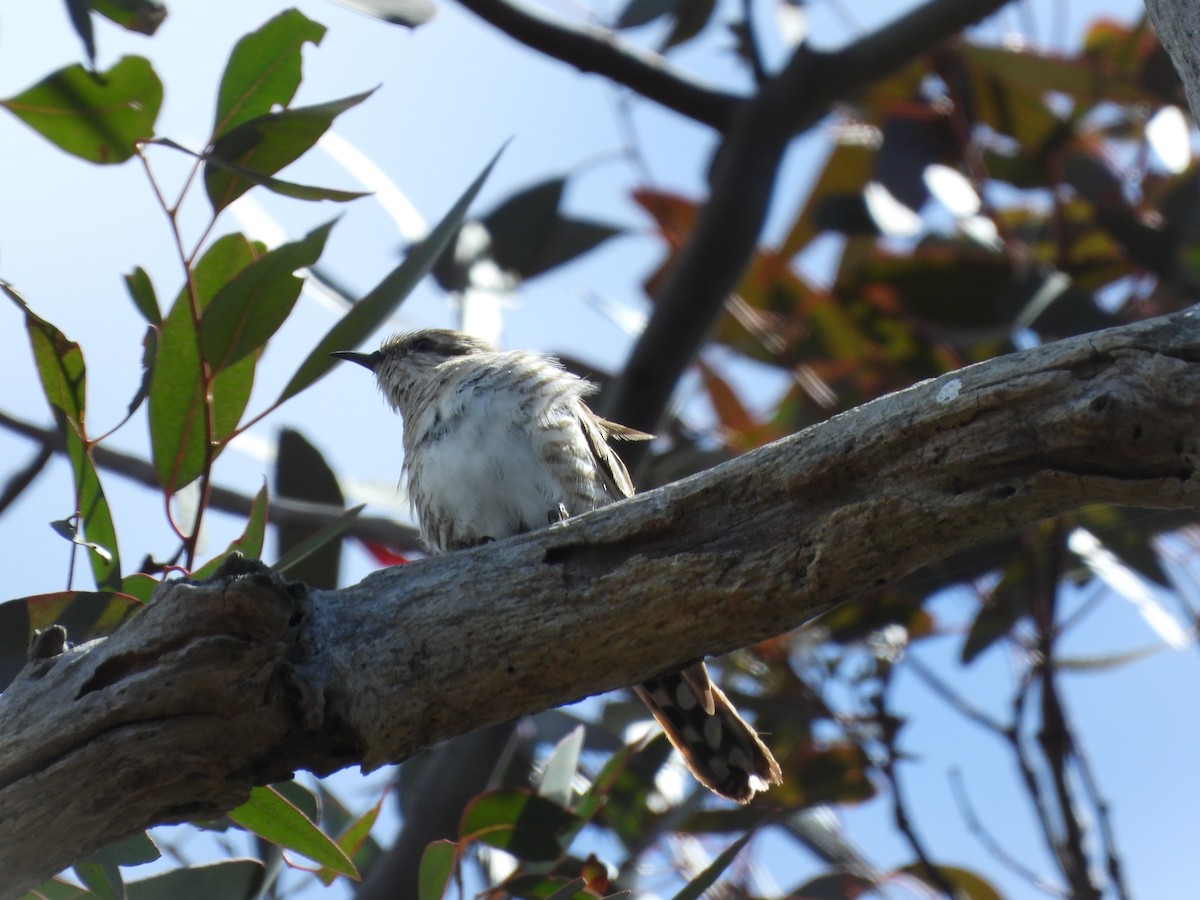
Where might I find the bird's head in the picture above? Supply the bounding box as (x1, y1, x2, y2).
(331, 329, 495, 413)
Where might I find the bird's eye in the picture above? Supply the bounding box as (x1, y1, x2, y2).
(411, 337, 434, 353)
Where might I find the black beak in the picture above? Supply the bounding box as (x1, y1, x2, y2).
(331, 350, 380, 371)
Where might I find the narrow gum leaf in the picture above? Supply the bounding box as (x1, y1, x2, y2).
(229, 786, 358, 878)
(277, 143, 506, 404)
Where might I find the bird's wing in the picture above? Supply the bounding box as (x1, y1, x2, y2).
(578, 408, 649, 501)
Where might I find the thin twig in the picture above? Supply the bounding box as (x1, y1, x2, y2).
(0, 444, 53, 516)
(905, 652, 1007, 734)
(0, 409, 424, 553)
(454, 0, 742, 131)
(1072, 732, 1131, 900)
(948, 768, 1067, 896)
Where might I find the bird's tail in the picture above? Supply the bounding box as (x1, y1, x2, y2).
(635, 664, 782, 803)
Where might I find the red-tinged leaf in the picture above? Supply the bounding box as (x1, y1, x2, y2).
(229, 786, 358, 878)
(205, 90, 374, 212)
(632, 188, 698, 247)
(695, 357, 758, 447)
(278, 145, 503, 404)
(5, 288, 121, 588)
(0, 56, 162, 163)
(148, 234, 259, 492)
(460, 790, 578, 862)
(200, 221, 334, 371)
(418, 840, 458, 900)
(213, 9, 327, 139)
(361, 541, 413, 567)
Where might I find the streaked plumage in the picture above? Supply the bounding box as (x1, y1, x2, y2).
(333, 329, 781, 802)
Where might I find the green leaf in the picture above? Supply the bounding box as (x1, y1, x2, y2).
(124, 266, 161, 324)
(213, 9, 327, 139)
(91, 0, 167, 36)
(459, 790, 577, 862)
(0, 56, 162, 163)
(277, 144, 504, 404)
(148, 234, 259, 492)
(191, 484, 270, 580)
(205, 90, 374, 212)
(317, 788, 387, 885)
(669, 828, 757, 900)
(6, 287, 121, 588)
(898, 863, 1003, 900)
(200, 221, 334, 372)
(270, 504, 364, 575)
(330, 0, 436, 27)
(126, 860, 265, 900)
(72, 857, 121, 900)
(539, 725, 584, 807)
(417, 840, 457, 900)
(229, 786, 358, 878)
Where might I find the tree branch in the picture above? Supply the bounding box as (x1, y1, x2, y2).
(605, 0, 1009, 458)
(0, 410, 424, 554)
(452, 0, 741, 131)
(3, 311, 1200, 895)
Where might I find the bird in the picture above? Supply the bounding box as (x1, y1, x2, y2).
(332, 328, 782, 802)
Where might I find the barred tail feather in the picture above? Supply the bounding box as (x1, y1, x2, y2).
(635, 668, 782, 804)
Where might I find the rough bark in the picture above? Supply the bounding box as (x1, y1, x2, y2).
(4, 311, 1200, 895)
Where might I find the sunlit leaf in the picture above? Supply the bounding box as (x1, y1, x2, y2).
(200, 221, 334, 371)
(148, 234, 259, 492)
(0, 56, 162, 163)
(205, 90, 374, 212)
(539, 725, 584, 807)
(229, 786, 357, 878)
(213, 9, 327, 139)
(899, 863, 1003, 900)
